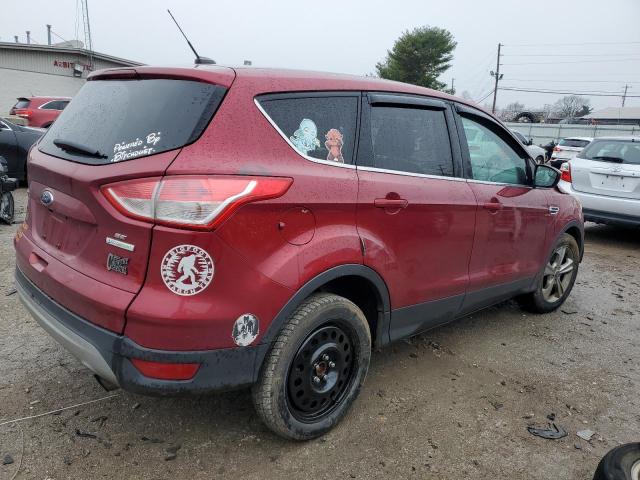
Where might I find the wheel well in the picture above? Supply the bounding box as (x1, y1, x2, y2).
(565, 225, 583, 256)
(314, 275, 383, 346)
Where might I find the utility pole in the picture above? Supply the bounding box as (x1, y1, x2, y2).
(622, 84, 630, 107)
(450, 77, 455, 94)
(26, 31, 31, 44)
(490, 43, 503, 114)
(46, 24, 52, 45)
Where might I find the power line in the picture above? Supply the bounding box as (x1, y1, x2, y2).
(502, 53, 640, 57)
(504, 41, 640, 47)
(499, 86, 640, 98)
(476, 89, 495, 104)
(502, 58, 640, 65)
(502, 78, 640, 84)
(501, 85, 628, 95)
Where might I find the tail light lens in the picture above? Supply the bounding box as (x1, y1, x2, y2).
(15, 109, 32, 118)
(560, 162, 572, 182)
(553, 146, 561, 152)
(101, 175, 293, 230)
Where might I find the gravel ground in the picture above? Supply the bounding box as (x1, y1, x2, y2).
(0, 188, 638, 480)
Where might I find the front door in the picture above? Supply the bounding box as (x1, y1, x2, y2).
(455, 108, 550, 311)
(356, 94, 476, 342)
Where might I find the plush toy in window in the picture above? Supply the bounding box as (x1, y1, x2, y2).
(325, 128, 344, 163)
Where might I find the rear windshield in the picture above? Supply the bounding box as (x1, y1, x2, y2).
(39, 79, 226, 165)
(559, 138, 590, 148)
(14, 99, 30, 109)
(580, 140, 640, 164)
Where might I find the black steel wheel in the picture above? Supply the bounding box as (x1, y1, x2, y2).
(252, 293, 371, 440)
(287, 324, 355, 422)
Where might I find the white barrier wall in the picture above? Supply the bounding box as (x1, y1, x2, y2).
(505, 122, 640, 145)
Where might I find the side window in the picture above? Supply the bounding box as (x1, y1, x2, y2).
(460, 116, 528, 185)
(59, 101, 70, 110)
(259, 96, 358, 164)
(368, 106, 454, 176)
(41, 101, 59, 110)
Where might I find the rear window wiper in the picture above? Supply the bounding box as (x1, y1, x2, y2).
(590, 155, 624, 163)
(53, 139, 108, 159)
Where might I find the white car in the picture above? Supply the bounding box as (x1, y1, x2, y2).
(511, 130, 546, 163)
(558, 137, 640, 227)
(550, 137, 593, 168)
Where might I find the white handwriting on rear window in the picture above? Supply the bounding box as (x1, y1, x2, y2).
(112, 131, 162, 162)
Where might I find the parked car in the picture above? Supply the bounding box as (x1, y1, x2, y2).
(0, 119, 44, 181)
(14, 66, 584, 440)
(558, 136, 640, 227)
(511, 130, 546, 163)
(9, 96, 71, 128)
(550, 137, 593, 168)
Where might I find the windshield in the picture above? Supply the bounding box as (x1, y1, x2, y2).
(559, 138, 590, 148)
(580, 140, 640, 164)
(39, 78, 226, 165)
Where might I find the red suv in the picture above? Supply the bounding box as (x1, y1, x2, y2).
(9, 96, 71, 128)
(14, 66, 583, 440)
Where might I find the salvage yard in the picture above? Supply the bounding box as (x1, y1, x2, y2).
(0, 189, 638, 480)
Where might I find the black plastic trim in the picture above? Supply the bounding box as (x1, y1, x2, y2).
(389, 294, 464, 342)
(367, 93, 447, 109)
(259, 264, 392, 348)
(583, 209, 640, 228)
(15, 267, 264, 395)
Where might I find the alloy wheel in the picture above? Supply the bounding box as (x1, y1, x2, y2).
(542, 245, 575, 303)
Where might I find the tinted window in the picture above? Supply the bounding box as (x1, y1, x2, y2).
(461, 116, 528, 185)
(260, 96, 358, 164)
(39, 79, 226, 165)
(42, 100, 69, 110)
(368, 106, 453, 176)
(559, 138, 590, 148)
(13, 99, 30, 109)
(581, 140, 640, 165)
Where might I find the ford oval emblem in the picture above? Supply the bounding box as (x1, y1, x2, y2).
(40, 190, 54, 207)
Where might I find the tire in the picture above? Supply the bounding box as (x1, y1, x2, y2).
(518, 233, 580, 313)
(0, 192, 14, 225)
(593, 443, 640, 480)
(252, 293, 371, 440)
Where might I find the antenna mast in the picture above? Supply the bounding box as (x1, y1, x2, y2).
(167, 10, 215, 65)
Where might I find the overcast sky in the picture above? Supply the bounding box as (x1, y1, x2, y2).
(2, 0, 640, 111)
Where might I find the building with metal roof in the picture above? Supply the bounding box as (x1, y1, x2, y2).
(582, 107, 640, 126)
(0, 40, 143, 114)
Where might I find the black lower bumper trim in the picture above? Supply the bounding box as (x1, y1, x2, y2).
(583, 209, 640, 227)
(16, 267, 268, 395)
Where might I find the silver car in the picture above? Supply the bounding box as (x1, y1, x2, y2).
(558, 137, 640, 227)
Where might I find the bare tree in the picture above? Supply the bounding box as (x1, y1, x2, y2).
(499, 102, 525, 121)
(553, 96, 592, 119)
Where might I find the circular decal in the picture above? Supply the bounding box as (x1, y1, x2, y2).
(161, 245, 214, 296)
(232, 314, 259, 347)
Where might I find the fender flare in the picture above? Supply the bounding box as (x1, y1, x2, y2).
(558, 219, 585, 261)
(253, 264, 392, 379)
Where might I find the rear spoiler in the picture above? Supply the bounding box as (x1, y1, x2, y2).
(88, 66, 236, 88)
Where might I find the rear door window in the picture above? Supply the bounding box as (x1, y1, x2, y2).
(581, 140, 640, 165)
(39, 79, 226, 165)
(258, 95, 358, 164)
(41, 100, 67, 110)
(366, 105, 454, 176)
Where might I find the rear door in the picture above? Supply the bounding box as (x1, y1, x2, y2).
(454, 105, 550, 310)
(571, 139, 640, 200)
(356, 94, 476, 341)
(22, 70, 232, 332)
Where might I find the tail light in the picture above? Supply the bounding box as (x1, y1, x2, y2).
(15, 108, 32, 118)
(553, 146, 561, 152)
(101, 175, 293, 230)
(560, 162, 572, 183)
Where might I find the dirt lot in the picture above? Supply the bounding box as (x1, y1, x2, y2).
(0, 188, 638, 480)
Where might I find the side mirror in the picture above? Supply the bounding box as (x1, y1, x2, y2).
(534, 164, 560, 188)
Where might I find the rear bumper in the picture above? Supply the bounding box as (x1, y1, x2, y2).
(557, 180, 640, 226)
(16, 267, 268, 395)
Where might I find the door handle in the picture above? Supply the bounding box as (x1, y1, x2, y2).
(374, 198, 409, 209)
(482, 200, 503, 212)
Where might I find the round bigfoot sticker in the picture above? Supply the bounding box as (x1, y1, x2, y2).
(232, 314, 259, 347)
(161, 245, 214, 296)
